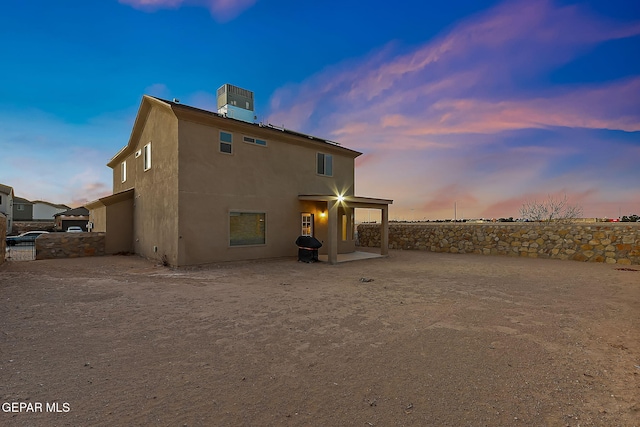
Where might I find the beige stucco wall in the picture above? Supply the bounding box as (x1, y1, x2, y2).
(112, 146, 137, 195)
(176, 116, 357, 265)
(87, 191, 134, 254)
(106, 197, 134, 254)
(114, 104, 179, 264)
(89, 204, 107, 233)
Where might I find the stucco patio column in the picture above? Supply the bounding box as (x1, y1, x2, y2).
(327, 199, 338, 264)
(381, 205, 389, 256)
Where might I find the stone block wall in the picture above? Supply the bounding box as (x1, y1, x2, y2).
(13, 221, 56, 234)
(36, 233, 106, 260)
(358, 223, 640, 265)
(0, 215, 5, 265)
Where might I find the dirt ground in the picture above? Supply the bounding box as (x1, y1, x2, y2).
(1, 250, 638, 426)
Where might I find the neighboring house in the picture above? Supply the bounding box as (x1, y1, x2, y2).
(0, 183, 14, 234)
(54, 207, 90, 231)
(12, 197, 34, 221)
(32, 201, 70, 220)
(86, 84, 392, 266)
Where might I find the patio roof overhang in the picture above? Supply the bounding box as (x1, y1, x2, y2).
(298, 194, 392, 264)
(298, 194, 393, 209)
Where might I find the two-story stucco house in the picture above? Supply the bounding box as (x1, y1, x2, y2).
(86, 85, 391, 266)
(0, 183, 14, 234)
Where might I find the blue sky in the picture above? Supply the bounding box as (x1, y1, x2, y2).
(1, 0, 639, 220)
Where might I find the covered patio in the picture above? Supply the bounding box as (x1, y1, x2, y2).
(298, 195, 393, 264)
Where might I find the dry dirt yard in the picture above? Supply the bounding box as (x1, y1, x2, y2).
(1, 250, 638, 427)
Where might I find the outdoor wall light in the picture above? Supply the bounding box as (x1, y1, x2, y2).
(320, 211, 326, 218)
(337, 195, 345, 203)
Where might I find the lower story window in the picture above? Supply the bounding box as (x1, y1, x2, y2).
(301, 213, 313, 237)
(230, 212, 266, 246)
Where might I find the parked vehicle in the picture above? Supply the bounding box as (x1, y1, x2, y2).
(66, 226, 83, 233)
(6, 231, 49, 246)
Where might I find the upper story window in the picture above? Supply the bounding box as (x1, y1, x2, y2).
(220, 131, 233, 154)
(17, 204, 24, 211)
(121, 161, 127, 182)
(143, 143, 151, 171)
(243, 136, 267, 147)
(317, 153, 333, 176)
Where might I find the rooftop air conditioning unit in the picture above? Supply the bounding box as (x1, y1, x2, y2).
(216, 83, 255, 123)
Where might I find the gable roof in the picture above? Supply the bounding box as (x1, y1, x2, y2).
(32, 200, 71, 210)
(0, 183, 14, 196)
(108, 95, 362, 168)
(13, 197, 33, 205)
(54, 206, 89, 217)
(85, 188, 134, 210)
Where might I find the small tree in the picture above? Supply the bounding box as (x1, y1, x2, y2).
(519, 194, 583, 223)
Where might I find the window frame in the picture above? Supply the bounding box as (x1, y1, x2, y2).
(143, 143, 152, 171)
(243, 135, 267, 147)
(229, 211, 267, 247)
(220, 131, 233, 154)
(121, 161, 127, 182)
(316, 153, 333, 176)
(301, 213, 313, 237)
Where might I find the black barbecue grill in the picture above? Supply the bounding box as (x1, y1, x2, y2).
(295, 235, 322, 262)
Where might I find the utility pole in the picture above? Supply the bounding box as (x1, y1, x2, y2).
(454, 202, 457, 222)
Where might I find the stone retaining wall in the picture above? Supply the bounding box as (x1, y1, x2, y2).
(13, 221, 56, 234)
(358, 223, 640, 265)
(36, 233, 106, 260)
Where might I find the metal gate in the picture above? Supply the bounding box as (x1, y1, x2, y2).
(5, 241, 36, 261)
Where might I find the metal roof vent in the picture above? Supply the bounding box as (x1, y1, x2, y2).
(216, 83, 255, 123)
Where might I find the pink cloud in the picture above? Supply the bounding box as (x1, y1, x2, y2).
(267, 0, 640, 138)
(319, 0, 640, 107)
(119, 0, 189, 10)
(350, 125, 638, 220)
(265, 0, 640, 219)
(119, 0, 256, 21)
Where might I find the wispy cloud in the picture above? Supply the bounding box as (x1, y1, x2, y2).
(268, 0, 640, 140)
(0, 108, 126, 207)
(118, 0, 256, 21)
(267, 0, 640, 219)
